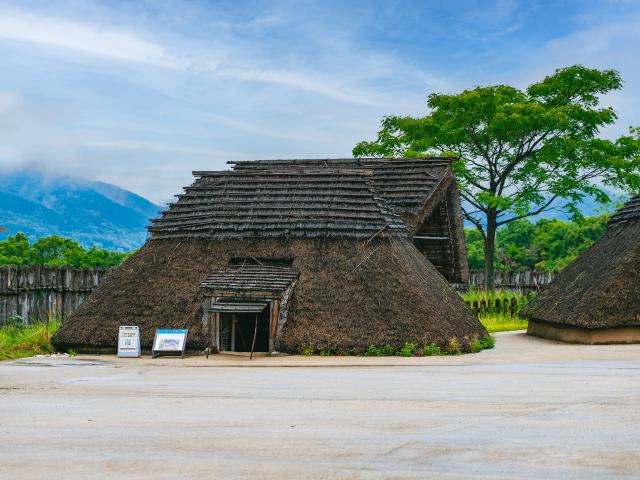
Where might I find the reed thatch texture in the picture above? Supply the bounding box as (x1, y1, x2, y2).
(54, 237, 485, 352)
(524, 195, 640, 340)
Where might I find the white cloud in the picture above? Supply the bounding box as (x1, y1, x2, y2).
(0, 6, 442, 110)
(213, 66, 384, 107)
(519, 12, 640, 138)
(0, 9, 185, 69)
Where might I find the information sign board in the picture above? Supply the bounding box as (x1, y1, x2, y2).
(152, 329, 188, 358)
(118, 326, 141, 358)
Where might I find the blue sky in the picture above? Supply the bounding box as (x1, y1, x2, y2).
(0, 0, 639, 203)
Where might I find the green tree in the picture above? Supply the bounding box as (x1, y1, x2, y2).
(0, 233, 32, 265)
(354, 66, 640, 289)
(532, 216, 607, 270)
(464, 229, 486, 270)
(496, 220, 538, 270)
(0, 233, 131, 268)
(464, 215, 609, 272)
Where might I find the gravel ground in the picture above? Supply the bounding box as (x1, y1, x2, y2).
(1, 331, 639, 479)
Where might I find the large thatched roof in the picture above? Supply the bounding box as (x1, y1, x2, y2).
(150, 158, 455, 240)
(524, 194, 640, 330)
(229, 158, 454, 226)
(54, 157, 483, 353)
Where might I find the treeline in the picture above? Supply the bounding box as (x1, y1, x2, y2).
(0, 233, 131, 268)
(0, 216, 608, 272)
(465, 215, 608, 272)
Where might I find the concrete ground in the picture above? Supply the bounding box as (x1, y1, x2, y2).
(1, 331, 639, 480)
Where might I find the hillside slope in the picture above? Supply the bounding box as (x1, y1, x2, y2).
(0, 171, 161, 251)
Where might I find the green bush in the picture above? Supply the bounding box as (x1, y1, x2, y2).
(481, 335, 496, 349)
(380, 344, 395, 356)
(364, 344, 381, 356)
(423, 343, 442, 356)
(299, 337, 494, 357)
(398, 342, 417, 357)
(447, 338, 462, 355)
(469, 338, 483, 353)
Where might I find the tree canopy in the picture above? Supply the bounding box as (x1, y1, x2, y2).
(354, 65, 640, 288)
(0, 233, 131, 268)
(465, 215, 608, 272)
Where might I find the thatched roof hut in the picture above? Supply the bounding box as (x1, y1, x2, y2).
(54, 158, 486, 353)
(525, 195, 640, 344)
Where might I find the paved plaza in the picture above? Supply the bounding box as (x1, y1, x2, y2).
(1, 331, 639, 479)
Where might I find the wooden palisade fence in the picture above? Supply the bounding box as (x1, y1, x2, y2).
(463, 296, 526, 316)
(0, 265, 554, 325)
(0, 266, 112, 326)
(461, 269, 556, 291)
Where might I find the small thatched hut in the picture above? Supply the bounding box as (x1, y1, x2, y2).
(54, 158, 486, 353)
(525, 195, 640, 344)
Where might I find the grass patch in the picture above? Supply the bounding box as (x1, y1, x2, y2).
(478, 312, 528, 332)
(459, 288, 532, 333)
(0, 317, 61, 360)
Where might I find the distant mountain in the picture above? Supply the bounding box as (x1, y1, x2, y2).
(0, 170, 161, 251)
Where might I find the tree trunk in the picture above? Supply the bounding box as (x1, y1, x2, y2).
(484, 213, 498, 291)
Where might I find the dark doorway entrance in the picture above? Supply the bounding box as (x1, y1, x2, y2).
(219, 308, 270, 352)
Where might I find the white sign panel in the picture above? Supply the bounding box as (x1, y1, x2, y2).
(152, 329, 188, 358)
(118, 326, 141, 358)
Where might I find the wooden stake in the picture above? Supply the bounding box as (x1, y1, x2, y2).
(250, 313, 258, 360)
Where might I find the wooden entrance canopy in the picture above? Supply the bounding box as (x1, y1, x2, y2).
(200, 263, 299, 353)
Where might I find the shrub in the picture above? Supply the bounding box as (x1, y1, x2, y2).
(302, 344, 314, 356)
(423, 343, 442, 356)
(481, 335, 496, 349)
(380, 344, 395, 356)
(469, 338, 483, 353)
(399, 342, 417, 357)
(447, 337, 461, 355)
(364, 344, 381, 356)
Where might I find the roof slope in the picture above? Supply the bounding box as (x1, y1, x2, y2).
(149, 158, 453, 240)
(201, 264, 299, 296)
(231, 158, 453, 220)
(524, 196, 640, 329)
(609, 194, 640, 225)
(54, 237, 486, 352)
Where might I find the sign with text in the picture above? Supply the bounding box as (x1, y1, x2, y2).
(118, 326, 141, 358)
(152, 329, 188, 358)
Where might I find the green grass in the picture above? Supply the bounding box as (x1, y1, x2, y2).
(0, 317, 61, 360)
(477, 311, 528, 332)
(459, 288, 532, 333)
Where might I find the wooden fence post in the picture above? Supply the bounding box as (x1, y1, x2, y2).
(0, 266, 112, 325)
